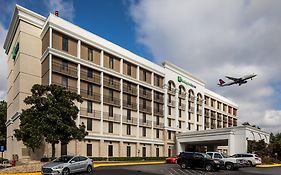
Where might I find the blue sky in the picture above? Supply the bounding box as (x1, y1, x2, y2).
(1, 0, 281, 133)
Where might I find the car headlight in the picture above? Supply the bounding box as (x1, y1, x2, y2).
(53, 165, 64, 169)
(214, 160, 220, 164)
(236, 159, 240, 163)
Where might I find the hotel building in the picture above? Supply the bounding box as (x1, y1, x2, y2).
(3, 5, 238, 160)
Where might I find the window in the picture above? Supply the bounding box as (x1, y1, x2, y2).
(127, 109, 131, 120)
(156, 116, 160, 125)
(88, 48, 93, 61)
(156, 129, 159, 138)
(87, 118, 92, 131)
(87, 144, 92, 157)
(87, 101, 92, 113)
(127, 146, 131, 157)
(142, 127, 146, 137)
(109, 57, 114, 69)
(61, 143, 67, 155)
(168, 148, 171, 157)
(62, 60, 68, 71)
(168, 94, 171, 103)
(87, 68, 93, 78)
(168, 106, 171, 115)
(188, 112, 191, 120)
(143, 113, 146, 123)
(62, 36, 68, 52)
(197, 124, 199, 131)
(188, 123, 191, 130)
(168, 131, 172, 139)
(156, 148, 160, 157)
(108, 122, 113, 133)
(127, 124, 131, 135)
(179, 121, 181, 128)
(179, 109, 181, 118)
(109, 76, 114, 85)
(143, 100, 146, 109)
(62, 76, 68, 88)
(179, 98, 182, 106)
(143, 88, 147, 95)
(127, 95, 131, 105)
(108, 145, 113, 157)
(109, 105, 113, 117)
(214, 153, 222, 159)
(87, 84, 93, 96)
(127, 63, 131, 76)
(168, 118, 171, 127)
(142, 147, 146, 157)
(156, 76, 160, 87)
(109, 89, 114, 101)
(143, 70, 147, 81)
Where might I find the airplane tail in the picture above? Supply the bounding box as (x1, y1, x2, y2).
(218, 79, 225, 86)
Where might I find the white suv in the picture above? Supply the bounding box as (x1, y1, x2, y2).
(231, 153, 262, 166)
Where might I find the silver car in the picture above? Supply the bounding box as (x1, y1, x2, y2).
(41, 155, 93, 175)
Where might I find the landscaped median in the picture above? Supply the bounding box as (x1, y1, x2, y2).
(0, 161, 165, 175)
(256, 164, 281, 168)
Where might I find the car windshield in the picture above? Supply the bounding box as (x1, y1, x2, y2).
(221, 153, 229, 158)
(202, 153, 212, 159)
(53, 156, 74, 163)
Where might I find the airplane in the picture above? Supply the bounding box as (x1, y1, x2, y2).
(218, 73, 257, 87)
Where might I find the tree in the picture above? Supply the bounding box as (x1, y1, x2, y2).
(0, 101, 7, 147)
(14, 84, 87, 158)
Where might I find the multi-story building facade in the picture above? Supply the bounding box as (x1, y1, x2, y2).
(3, 5, 238, 161)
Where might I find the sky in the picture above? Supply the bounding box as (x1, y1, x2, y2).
(0, 0, 280, 133)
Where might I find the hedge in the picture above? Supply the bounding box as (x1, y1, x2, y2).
(90, 157, 167, 161)
(0, 157, 9, 163)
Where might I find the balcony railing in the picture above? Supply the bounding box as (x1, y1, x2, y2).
(80, 89, 101, 103)
(211, 113, 216, 120)
(197, 99, 203, 105)
(122, 116, 138, 125)
(188, 107, 195, 113)
(154, 121, 164, 128)
(154, 109, 164, 116)
(122, 101, 137, 111)
(205, 122, 210, 127)
(179, 103, 186, 110)
(80, 71, 101, 85)
(139, 89, 152, 100)
(154, 94, 164, 103)
(211, 123, 216, 129)
(167, 88, 176, 95)
(52, 61, 77, 78)
(51, 82, 77, 93)
(204, 111, 210, 117)
(178, 92, 186, 99)
(103, 95, 121, 107)
(103, 77, 120, 91)
(188, 96, 195, 102)
(197, 109, 202, 115)
(139, 119, 152, 127)
(167, 100, 175, 107)
(139, 105, 152, 114)
(223, 117, 227, 122)
(103, 112, 121, 122)
(123, 84, 137, 95)
(80, 108, 101, 120)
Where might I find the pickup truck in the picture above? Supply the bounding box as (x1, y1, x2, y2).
(206, 152, 240, 170)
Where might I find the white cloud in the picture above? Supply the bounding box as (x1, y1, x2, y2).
(44, 0, 75, 22)
(130, 0, 281, 133)
(0, 23, 7, 101)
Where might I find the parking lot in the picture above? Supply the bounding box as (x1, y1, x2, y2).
(82, 164, 281, 175)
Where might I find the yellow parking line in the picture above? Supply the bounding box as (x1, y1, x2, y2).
(0, 172, 41, 175)
(256, 164, 281, 168)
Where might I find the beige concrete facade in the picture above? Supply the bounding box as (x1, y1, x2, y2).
(3, 5, 238, 161)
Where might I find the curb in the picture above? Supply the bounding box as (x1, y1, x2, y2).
(256, 164, 281, 168)
(0, 161, 166, 175)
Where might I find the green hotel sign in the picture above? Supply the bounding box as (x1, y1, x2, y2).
(12, 42, 19, 60)
(178, 76, 196, 88)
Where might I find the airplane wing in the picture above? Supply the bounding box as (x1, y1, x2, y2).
(225, 76, 240, 81)
(220, 81, 237, 87)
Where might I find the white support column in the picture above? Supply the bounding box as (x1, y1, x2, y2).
(48, 54, 52, 85)
(77, 64, 81, 126)
(194, 96, 198, 130)
(185, 93, 189, 130)
(151, 89, 154, 139)
(137, 66, 140, 138)
(175, 89, 179, 129)
(120, 59, 123, 137)
(202, 98, 205, 130)
(77, 40, 81, 58)
(228, 133, 235, 155)
(163, 83, 168, 128)
(49, 28, 52, 48)
(100, 50, 104, 135)
(176, 140, 184, 155)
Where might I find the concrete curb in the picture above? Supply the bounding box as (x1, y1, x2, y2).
(256, 164, 281, 168)
(0, 161, 166, 175)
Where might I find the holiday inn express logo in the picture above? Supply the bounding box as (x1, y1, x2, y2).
(178, 76, 196, 88)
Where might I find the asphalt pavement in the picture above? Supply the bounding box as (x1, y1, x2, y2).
(80, 164, 281, 175)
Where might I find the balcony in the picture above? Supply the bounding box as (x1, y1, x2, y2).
(139, 105, 152, 114)
(197, 99, 203, 105)
(188, 107, 195, 113)
(52, 61, 78, 78)
(188, 96, 195, 102)
(154, 94, 164, 104)
(103, 112, 121, 123)
(154, 109, 164, 116)
(122, 101, 137, 111)
(178, 103, 186, 110)
(80, 71, 101, 85)
(80, 108, 101, 120)
(211, 123, 216, 129)
(197, 109, 202, 115)
(103, 95, 121, 107)
(139, 119, 152, 127)
(204, 111, 210, 117)
(154, 121, 164, 129)
(217, 116, 222, 122)
(139, 89, 152, 100)
(80, 89, 101, 103)
(178, 92, 186, 99)
(103, 77, 120, 91)
(205, 122, 210, 127)
(51, 82, 77, 93)
(167, 88, 176, 95)
(122, 116, 138, 125)
(123, 84, 137, 96)
(211, 113, 216, 120)
(223, 117, 227, 123)
(167, 100, 175, 107)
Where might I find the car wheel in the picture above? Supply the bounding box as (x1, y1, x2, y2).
(180, 162, 188, 169)
(87, 165, 93, 173)
(248, 161, 253, 167)
(225, 163, 234, 170)
(62, 168, 70, 175)
(205, 164, 213, 172)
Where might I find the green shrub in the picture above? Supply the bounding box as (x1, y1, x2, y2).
(0, 157, 8, 163)
(90, 157, 166, 161)
(40, 157, 50, 162)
